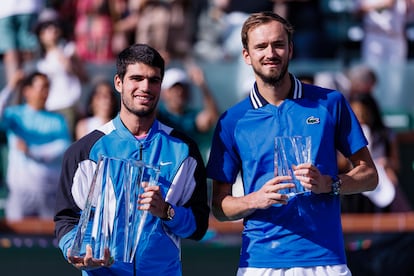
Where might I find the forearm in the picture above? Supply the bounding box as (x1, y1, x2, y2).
(195, 85, 219, 132)
(26, 139, 69, 163)
(212, 177, 296, 221)
(200, 84, 218, 117)
(212, 187, 257, 221)
(339, 149, 378, 195)
(0, 86, 13, 116)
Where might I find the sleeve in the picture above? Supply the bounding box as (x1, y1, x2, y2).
(54, 133, 101, 243)
(164, 132, 210, 241)
(0, 86, 13, 116)
(0, 86, 14, 127)
(27, 136, 71, 163)
(335, 92, 368, 157)
(54, 146, 83, 243)
(206, 114, 240, 184)
(58, 227, 78, 260)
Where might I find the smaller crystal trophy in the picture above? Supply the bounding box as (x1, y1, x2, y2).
(274, 136, 311, 198)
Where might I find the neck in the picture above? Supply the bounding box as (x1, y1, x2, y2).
(28, 103, 44, 111)
(120, 109, 155, 136)
(256, 74, 291, 106)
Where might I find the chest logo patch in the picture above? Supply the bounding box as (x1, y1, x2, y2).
(306, 116, 320, 125)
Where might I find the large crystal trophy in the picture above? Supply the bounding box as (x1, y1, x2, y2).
(274, 136, 311, 198)
(70, 155, 160, 263)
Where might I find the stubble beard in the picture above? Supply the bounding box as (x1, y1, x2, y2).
(254, 61, 289, 87)
(122, 96, 157, 118)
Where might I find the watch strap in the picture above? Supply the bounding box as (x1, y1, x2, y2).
(162, 203, 175, 221)
(331, 175, 342, 196)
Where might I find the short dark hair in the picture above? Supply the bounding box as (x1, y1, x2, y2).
(241, 11, 294, 50)
(86, 79, 119, 118)
(22, 71, 49, 88)
(116, 44, 165, 81)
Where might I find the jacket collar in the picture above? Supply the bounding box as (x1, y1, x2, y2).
(249, 74, 303, 109)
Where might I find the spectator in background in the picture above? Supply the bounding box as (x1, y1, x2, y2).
(226, 0, 278, 13)
(164, 0, 196, 62)
(0, 71, 71, 221)
(158, 65, 219, 161)
(342, 93, 412, 213)
(109, 0, 135, 55)
(346, 63, 378, 98)
(0, 0, 44, 85)
(355, 0, 408, 66)
(75, 79, 119, 140)
(314, 63, 377, 100)
(112, 0, 196, 64)
(354, 0, 408, 108)
(339, 64, 411, 212)
(193, 0, 250, 63)
(285, 0, 330, 59)
(34, 8, 88, 139)
(193, 0, 233, 62)
(111, 0, 171, 62)
(46, 0, 78, 41)
(342, 92, 414, 276)
(74, 0, 115, 63)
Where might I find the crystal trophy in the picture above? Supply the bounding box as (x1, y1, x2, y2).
(274, 136, 311, 198)
(70, 155, 160, 263)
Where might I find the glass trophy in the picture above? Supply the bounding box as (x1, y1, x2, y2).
(70, 155, 160, 263)
(274, 136, 311, 198)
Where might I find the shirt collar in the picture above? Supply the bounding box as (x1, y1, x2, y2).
(249, 74, 303, 109)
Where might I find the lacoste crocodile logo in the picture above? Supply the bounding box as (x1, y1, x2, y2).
(306, 116, 320, 124)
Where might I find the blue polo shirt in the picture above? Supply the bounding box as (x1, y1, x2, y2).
(207, 75, 367, 268)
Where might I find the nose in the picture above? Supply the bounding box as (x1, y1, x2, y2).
(138, 78, 151, 92)
(265, 45, 278, 57)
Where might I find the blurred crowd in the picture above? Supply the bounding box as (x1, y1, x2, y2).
(0, 0, 414, 221)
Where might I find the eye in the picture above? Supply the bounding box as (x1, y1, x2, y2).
(129, 76, 144, 82)
(255, 43, 267, 50)
(149, 77, 162, 85)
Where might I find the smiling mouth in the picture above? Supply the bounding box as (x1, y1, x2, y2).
(263, 61, 279, 66)
(133, 94, 152, 101)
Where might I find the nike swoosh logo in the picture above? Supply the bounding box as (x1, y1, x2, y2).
(160, 161, 172, 166)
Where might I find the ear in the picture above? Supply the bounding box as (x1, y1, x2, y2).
(288, 41, 293, 60)
(114, 75, 122, 93)
(242, 48, 251, 65)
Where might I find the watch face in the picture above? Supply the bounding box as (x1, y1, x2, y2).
(168, 205, 175, 219)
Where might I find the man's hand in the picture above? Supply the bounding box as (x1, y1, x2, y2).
(67, 245, 114, 270)
(248, 176, 295, 209)
(138, 182, 168, 218)
(293, 163, 332, 194)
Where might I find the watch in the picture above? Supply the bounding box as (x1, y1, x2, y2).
(331, 175, 342, 196)
(162, 203, 175, 221)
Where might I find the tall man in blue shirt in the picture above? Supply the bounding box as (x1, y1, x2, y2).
(207, 11, 378, 276)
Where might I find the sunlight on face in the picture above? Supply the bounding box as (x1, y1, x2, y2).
(115, 63, 162, 118)
(243, 21, 292, 86)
